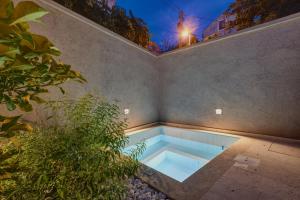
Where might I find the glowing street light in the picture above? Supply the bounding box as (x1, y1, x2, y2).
(177, 10, 198, 47)
(180, 28, 191, 46)
(181, 29, 190, 38)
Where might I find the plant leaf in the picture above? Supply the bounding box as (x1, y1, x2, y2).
(0, 115, 5, 122)
(3, 95, 16, 111)
(0, 55, 13, 66)
(20, 32, 34, 48)
(59, 87, 65, 94)
(1, 115, 21, 131)
(9, 123, 33, 132)
(0, 38, 17, 44)
(30, 95, 46, 104)
(0, 0, 14, 19)
(0, 24, 14, 37)
(49, 46, 61, 56)
(12, 64, 35, 70)
(31, 34, 53, 52)
(18, 102, 33, 112)
(10, 1, 48, 25)
(0, 94, 3, 103)
(0, 44, 20, 58)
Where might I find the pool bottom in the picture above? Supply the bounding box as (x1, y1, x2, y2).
(142, 149, 209, 182)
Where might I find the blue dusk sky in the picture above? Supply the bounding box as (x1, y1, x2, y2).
(117, 0, 234, 46)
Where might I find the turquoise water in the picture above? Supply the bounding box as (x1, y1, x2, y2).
(124, 134, 227, 182)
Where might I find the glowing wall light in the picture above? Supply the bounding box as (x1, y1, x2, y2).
(216, 109, 223, 115)
(124, 108, 130, 115)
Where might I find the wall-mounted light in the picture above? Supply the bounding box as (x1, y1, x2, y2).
(216, 109, 223, 115)
(124, 108, 130, 115)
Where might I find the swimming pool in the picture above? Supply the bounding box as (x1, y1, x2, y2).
(124, 126, 239, 182)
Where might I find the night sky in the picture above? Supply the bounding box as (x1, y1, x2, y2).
(117, 0, 234, 46)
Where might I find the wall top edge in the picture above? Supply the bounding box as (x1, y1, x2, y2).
(35, 0, 157, 58)
(37, 1, 299, 58)
(160, 12, 300, 58)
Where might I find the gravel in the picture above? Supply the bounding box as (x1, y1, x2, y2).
(126, 178, 170, 200)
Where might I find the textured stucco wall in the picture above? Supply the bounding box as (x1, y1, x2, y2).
(158, 14, 300, 139)
(21, 0, 160, 128)
(7, 0, 300, 138)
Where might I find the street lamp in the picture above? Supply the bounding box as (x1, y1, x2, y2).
(180, 28, 191, 46)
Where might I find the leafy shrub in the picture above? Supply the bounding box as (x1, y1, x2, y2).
(1, 94, 144, 200)
(0, 0, 85, 133)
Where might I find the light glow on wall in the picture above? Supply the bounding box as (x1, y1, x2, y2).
(216, 109, 222, 115)
(124, 108, 130, 115)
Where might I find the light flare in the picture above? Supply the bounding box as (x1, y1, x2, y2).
(181, 29, 190, 38)
(180, 16, 199, 38)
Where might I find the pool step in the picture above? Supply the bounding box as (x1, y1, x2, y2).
(141, 146, 209, 164)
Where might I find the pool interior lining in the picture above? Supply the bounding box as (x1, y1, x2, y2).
(124, 128, 239, 182)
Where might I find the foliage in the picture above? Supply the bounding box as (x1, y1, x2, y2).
(147, 41, 161, 55)
(0, 0, 85, 133)
(54, 0, 151, 48)
(1, 94, 145, 200)
(228, 0, 300, 30)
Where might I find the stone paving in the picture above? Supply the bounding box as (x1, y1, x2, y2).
(201, 138, 300, 200)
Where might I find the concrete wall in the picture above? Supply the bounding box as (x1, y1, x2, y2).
(8, 0, 300, 138)
(158, 13, 300, 139)
(24, 0, 160, 128)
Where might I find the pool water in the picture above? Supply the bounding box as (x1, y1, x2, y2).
(123, 130, 238, 182)
(144, 149, 208, 182)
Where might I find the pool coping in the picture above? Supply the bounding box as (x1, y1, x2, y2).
(127, 123, 300, 200)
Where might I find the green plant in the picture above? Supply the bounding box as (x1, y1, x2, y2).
(1, 94, 144, 200)
(0, 0, 85, 133)
(227, 0, 300, 30)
